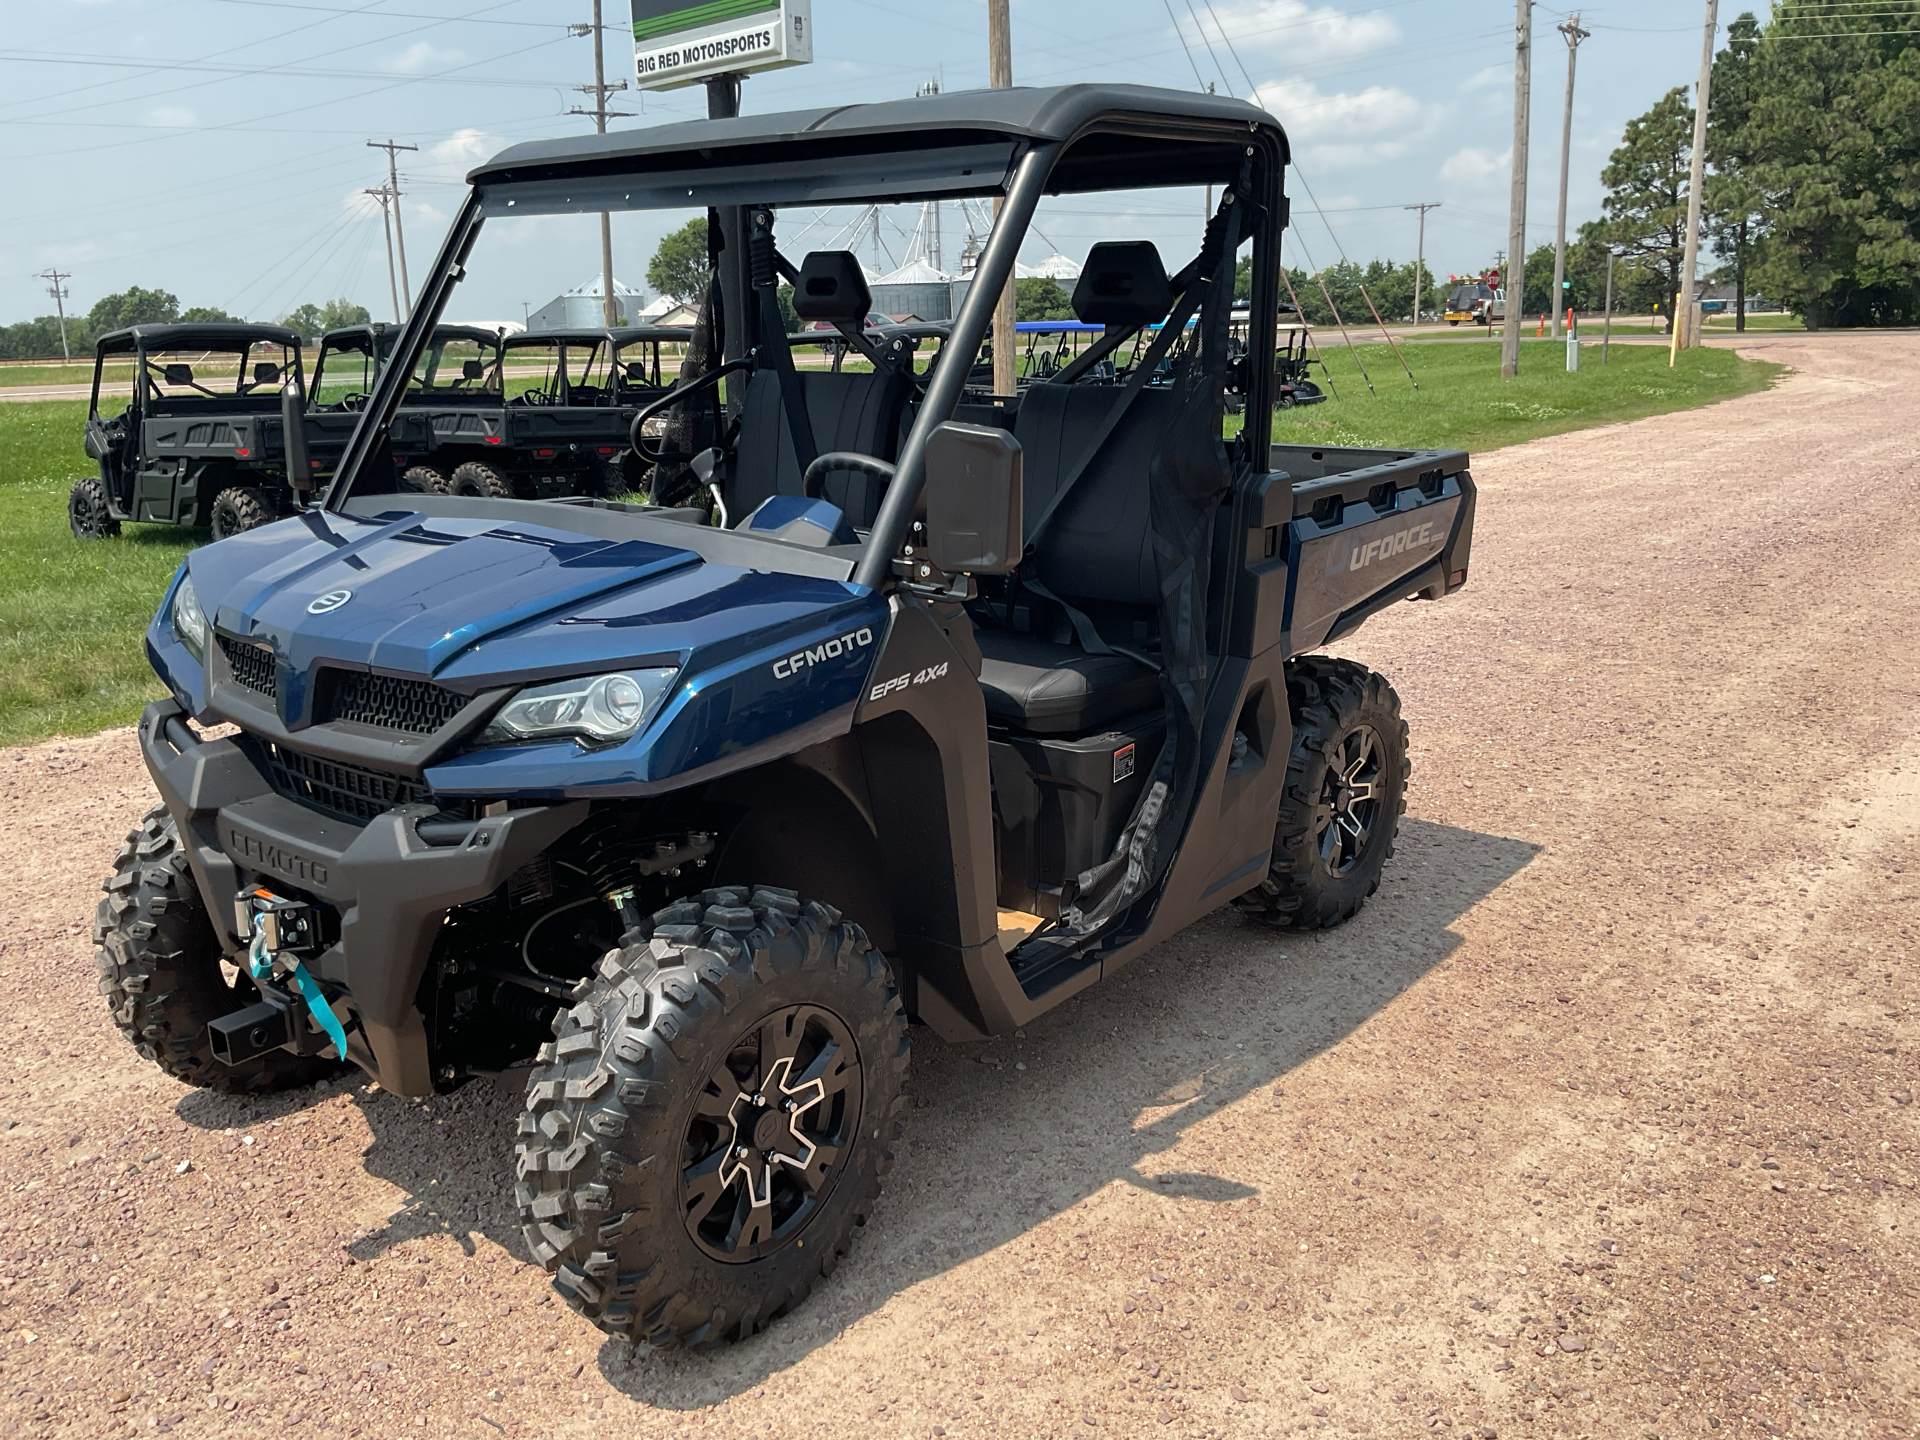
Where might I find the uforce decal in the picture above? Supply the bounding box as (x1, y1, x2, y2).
(1331, 520, 1439, 576)
(772, 626, 874, 680)
(868, 660, 950, 703)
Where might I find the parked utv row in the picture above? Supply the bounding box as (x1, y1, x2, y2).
(95, 83, 1476, 1351)
(69, 321, 687, 540)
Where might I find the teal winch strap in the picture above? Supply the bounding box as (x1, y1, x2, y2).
(247, 918, 349, 1059)
(286, 961, 350, 1060)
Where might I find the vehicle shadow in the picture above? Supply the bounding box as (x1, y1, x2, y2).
(168, 815, 1536, 1411)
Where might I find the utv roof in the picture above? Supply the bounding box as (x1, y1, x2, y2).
(468, 84, 1286, 206)
(97, 323, 302, 355)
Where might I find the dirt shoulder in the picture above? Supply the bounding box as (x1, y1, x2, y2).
(0, 332, 1914, 1439)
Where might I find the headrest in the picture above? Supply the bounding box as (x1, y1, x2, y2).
(1072, 241, 1174, 328)
(793, 251, 872, 324)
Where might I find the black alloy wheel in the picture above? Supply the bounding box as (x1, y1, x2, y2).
(680, 1004, 862, 1264)
(1315, 723, 1384, 877)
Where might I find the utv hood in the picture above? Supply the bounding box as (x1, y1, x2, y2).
(157, 507, 889, 796)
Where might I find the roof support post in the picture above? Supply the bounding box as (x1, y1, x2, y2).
(854, 142, 1059, 593)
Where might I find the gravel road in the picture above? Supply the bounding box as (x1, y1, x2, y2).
(0, 333, 1913, 1440)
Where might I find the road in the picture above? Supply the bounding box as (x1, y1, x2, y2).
(0, 332, 1913, 1439)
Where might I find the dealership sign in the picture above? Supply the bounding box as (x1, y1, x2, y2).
(629, 0, 813, 92)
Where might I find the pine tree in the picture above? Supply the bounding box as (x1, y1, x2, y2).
(1706, 13, 1766, 330)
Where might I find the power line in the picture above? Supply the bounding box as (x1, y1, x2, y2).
(1160, 0, 1210, 90)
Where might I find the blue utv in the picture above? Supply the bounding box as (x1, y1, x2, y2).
(96, 83, 1476, 1346)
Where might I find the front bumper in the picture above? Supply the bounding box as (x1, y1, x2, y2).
(138, 698, 587, 1096)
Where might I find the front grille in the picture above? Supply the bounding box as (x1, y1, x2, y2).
(252, 737, 434, 825)
(319, 670, 469, 735)
(218, 635, 276, 697)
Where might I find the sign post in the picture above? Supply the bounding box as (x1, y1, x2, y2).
(628, 0, 813, 93)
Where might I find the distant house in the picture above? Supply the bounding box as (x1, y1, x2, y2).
(647, 300, 701, 328)
(526, 276, 646, 330)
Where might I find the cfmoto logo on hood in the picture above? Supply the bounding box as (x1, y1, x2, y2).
(307, 589, 352, 615)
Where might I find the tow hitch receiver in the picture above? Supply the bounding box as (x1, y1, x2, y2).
(208, 998, 295, 1066)
(213, 888, 351, 1063)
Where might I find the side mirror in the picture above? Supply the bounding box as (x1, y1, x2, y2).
(281, 380, 313, 493)
(461, 359, 484, 381)
(624, 361, 646, 382)
(254, 362, 280, 385)
(923, 422, 1022, 575)
(163, 363, 194, 387)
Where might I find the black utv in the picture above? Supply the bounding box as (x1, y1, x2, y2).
(71, 323, 307, 540)
(97, 83, 1475, 1348)
(382, 326, 681, 499)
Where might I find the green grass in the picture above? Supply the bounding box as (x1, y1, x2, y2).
(0, 363, 130, 388)
(1264, 337, 1781, 454)
(0, 400, 192, 747)
(1702, 312, 1806, 332)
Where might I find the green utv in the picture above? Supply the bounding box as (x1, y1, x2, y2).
(95, 84, 1474, 1346)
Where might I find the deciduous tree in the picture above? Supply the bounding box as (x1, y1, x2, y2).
(647, 218, 711, 306)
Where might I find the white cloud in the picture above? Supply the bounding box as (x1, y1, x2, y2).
(423, 128, 498, 182)
(1200, 0, 1401, 67)
(379, 41, 465, 75)
(147, 105, 196, 128)
(1253, 77, 1420, 141)
(1440, 146, 1510, 184)
(1462, 64, 1511, 94)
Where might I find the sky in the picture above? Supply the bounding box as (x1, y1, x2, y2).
(0, 0, 1729, 328)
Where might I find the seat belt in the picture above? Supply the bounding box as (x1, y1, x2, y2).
(1019, 284, 1202, 553)
(748, 210, 818, 480)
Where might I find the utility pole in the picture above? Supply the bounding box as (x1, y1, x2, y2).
(988, 0, 1016, 397)
(1551, 13, 1589, 340)
(1674, 0, 1718, 364)
(368, 140, 418, 317)
(1404, 203, 1440, 325)
(571, 5, 632, 327)
(37, 269, 72, 361)
(1502, 0, 1532, 378)
(365, 186, 402, 324)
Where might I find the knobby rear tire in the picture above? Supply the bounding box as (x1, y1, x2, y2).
(208, 486, 274, 541)
(450, 461, 514, 498)
(1237, 656, 1410, 930)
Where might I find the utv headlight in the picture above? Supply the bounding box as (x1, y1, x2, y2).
(171, 575, 208, 662)
(480, 668, 677, 748)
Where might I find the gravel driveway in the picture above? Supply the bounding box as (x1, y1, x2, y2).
(0, 333, 1913, 1439)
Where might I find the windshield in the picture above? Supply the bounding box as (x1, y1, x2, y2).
(139, 339, 295, 405)
(410, 332, 501, 396)
(332, 126, 1267, 546)
(311, 336, 379, 409)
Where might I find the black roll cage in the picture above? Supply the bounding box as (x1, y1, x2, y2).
(325, 106, 1289, 596)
